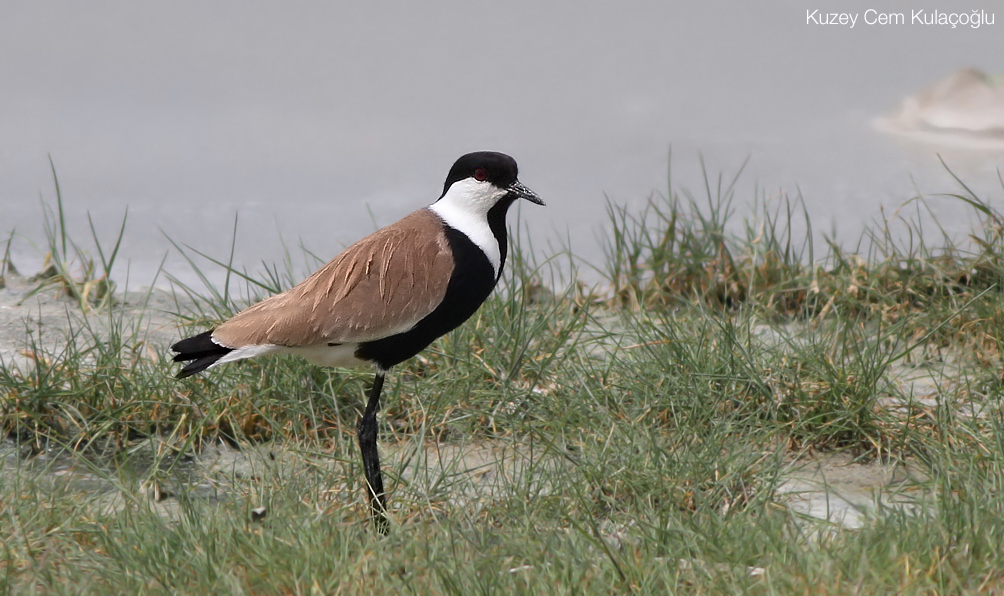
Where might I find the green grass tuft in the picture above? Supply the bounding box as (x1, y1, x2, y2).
(3, 157, 1004, 593)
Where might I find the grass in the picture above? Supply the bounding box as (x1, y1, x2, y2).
(2, 160, 1004, 593)
(19, 158, 127, 311)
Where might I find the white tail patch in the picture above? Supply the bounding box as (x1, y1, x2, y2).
(216, 344, 282, 366)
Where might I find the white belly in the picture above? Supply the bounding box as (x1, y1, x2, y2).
(285, 343, 370, 368)
(210, 342, 370, 370)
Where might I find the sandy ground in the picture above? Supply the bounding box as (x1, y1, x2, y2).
(0, 271, 183, 375)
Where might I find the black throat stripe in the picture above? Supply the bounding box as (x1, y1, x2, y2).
(486, 196, 516, 280)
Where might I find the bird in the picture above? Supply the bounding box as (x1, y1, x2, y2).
(171, 151, 543, 532)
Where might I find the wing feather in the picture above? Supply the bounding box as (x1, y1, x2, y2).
(212, 209, 453, 348)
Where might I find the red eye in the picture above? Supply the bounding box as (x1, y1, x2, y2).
(474, 168, 488, 182)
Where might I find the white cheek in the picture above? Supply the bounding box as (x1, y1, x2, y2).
(429, 179, 506, 274)
(440, 178, 506, 211)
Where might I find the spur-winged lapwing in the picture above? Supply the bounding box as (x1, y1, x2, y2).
(171, 151, 543, 532)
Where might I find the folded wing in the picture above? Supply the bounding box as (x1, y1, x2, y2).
(212, 209, 453, 349)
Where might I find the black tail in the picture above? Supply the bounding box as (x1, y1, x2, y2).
(172, 330, 233, 378)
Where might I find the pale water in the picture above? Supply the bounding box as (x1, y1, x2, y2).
(1, 0, 1002, 289)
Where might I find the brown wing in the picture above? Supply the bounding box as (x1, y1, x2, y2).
(212, 209, 453, 348)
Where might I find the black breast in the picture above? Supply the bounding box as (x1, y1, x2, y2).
(355, 224, 505, 370)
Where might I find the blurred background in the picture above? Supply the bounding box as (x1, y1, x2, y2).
(1, 0, 1002, 288)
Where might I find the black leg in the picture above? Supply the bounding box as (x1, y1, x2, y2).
(358, 371, 389, 534)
